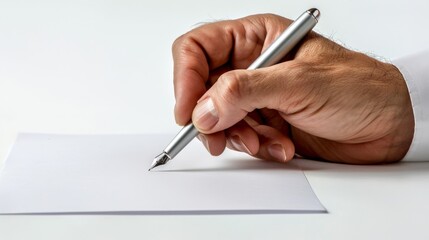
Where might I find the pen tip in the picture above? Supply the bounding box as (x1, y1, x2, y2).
(148, 152, 171, 171)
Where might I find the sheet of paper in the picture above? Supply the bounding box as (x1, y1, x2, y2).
(0, 133, 325, 214)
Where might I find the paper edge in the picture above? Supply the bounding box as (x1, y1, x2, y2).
(0, 209, 328, 215)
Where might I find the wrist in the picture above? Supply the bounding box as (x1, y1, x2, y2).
(382, 62, 414, 161)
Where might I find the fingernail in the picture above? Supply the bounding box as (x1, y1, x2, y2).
(230, 135, 252, 155)
(197, 134, 211, 153)
(268, 144, 287, 162)
(194, 97, 218, 131)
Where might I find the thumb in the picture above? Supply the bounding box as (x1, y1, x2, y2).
(192, 68, 284, 134)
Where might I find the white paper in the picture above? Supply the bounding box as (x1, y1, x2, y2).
(0, 133, 325, 214)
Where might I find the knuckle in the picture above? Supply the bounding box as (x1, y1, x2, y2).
(172, 34, 185, 52)
(172, 34, 195, 55)
(217, 71, 250, 108)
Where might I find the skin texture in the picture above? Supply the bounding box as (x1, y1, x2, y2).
(172, 14, 414, 164)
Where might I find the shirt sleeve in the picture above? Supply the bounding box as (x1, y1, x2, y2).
(392, 50, 429, 161)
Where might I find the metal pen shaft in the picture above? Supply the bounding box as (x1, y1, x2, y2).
(149, 8, 320, 171)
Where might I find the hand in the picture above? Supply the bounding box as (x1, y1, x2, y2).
(172, 14, 414, 164)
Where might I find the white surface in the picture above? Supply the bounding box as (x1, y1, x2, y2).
(1, 160, 429, 239)
(0, 0, 428, 239)
(0, 133, 325, 214)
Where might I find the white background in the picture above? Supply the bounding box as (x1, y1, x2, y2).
(1, 0, 429, 239)
(1, 0, 428, 160)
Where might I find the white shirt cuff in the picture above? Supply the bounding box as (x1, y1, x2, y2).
(393, 50, 429, 161)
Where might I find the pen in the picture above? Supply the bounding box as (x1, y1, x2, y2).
(149, 8, 320, 171)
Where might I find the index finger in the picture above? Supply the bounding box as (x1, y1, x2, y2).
(172, 16, 269, 125)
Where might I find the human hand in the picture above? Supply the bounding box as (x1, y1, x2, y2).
(172, 14, 414, 164)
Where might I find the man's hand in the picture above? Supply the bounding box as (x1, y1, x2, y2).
(172, 14, 414, 164)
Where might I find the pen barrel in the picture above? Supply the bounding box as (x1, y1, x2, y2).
(247, 10, 318, 70)
(164, 124, 199, 158)
(162, 9, 319, 161)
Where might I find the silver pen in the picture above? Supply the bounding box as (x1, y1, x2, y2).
(149, 8, 320, 171)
